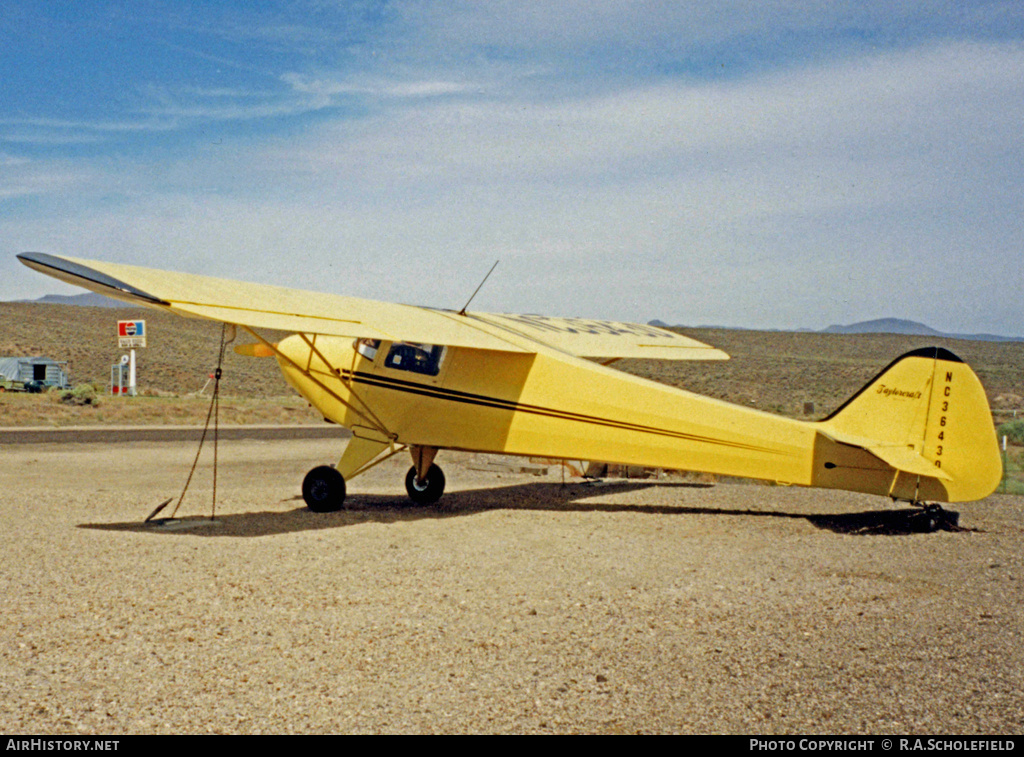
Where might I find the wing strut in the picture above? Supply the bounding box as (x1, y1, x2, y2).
(296, 333, 391, 436)
(240, 326, 395, 441)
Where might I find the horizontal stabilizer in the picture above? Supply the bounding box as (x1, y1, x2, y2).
(821, 431, 953, 480)
(862, 443, 953, 480)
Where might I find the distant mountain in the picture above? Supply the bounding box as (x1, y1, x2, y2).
(823, 318, 943, 336)
(12, 292, 128, 308)
(823, 318, 1022, 343)
(649, 320, 772, 333)
(649, 317, 1022, 342)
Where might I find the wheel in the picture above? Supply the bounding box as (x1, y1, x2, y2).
(405, 464, 445, 505)
(909, 503, 958, 532)
(302, 465, 346, 512)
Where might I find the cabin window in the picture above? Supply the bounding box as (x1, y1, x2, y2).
(355, 338, 380, 361)
(383, 343, 445, 376)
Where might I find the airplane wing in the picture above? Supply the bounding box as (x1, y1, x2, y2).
(469, 312, 728, 361)
(18, 252, 530, 353)
(17, 253, 726, 361)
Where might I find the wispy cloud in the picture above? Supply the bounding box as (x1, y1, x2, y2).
(0, 160, 94, 202)
(0, 153, 30, 167)
(0, 116, 177, 135)
(281, 73, 476, 100)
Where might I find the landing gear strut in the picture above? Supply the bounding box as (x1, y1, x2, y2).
(302, 465, 346, 512)
(405, 464, 446, 505)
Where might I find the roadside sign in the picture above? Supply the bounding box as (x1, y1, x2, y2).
(118, 320, 146, 348)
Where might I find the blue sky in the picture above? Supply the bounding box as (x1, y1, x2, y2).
(3, 1, 1022, 335)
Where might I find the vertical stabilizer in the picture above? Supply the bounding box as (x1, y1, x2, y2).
(815, 348, 1001, 502)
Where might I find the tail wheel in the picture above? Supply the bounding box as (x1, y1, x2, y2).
(302, 465, 346, 512)
(911, 503, 960, 533)
(405, 464, 445, 505)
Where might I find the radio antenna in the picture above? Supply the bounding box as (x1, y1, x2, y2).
(458, 260, 499, 316)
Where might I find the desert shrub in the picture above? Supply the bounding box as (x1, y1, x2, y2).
(997, 419, 1024, 446)
(58, 383, 99, 406)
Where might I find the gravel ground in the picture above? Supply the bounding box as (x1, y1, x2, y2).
(1, 439, 1022, 734)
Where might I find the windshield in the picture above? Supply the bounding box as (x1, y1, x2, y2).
(383, 343, 445, 376)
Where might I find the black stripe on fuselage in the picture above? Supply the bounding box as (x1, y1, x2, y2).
(318, 367, 786, 456)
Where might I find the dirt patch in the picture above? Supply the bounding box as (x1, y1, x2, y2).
(1, 439, 1022, 733)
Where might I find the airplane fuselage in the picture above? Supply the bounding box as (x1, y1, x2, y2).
(272, 332, 991, 503)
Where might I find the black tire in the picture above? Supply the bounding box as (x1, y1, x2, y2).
(302, 465, 346, 512)
(405, 464, 445, 505)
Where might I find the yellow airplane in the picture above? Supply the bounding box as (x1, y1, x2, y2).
(19, 252, 1002, 516)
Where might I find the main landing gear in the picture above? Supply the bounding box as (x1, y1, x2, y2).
(302, 465, 347, 513)
(299, 450, 447, 512)
(404, 463, 446, 505)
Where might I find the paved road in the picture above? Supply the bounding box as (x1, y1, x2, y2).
(0, 423, 350, 444)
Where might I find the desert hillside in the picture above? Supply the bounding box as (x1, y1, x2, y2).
(0, 301, 286, 398)
(1, 301, 1022, 423)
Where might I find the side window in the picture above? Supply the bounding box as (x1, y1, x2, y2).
(383, 343, 445, 376)
(355, 338, 380, 361)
